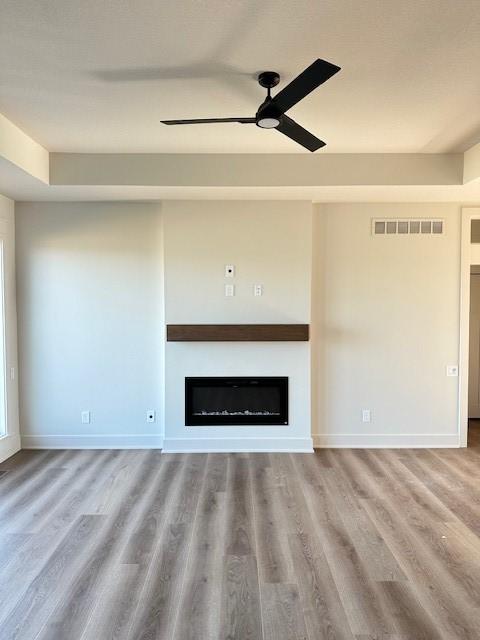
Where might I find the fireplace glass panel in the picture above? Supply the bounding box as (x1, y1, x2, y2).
(185, 377, 288, 426)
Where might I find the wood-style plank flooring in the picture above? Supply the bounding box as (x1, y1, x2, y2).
(1, 428, 480, 639)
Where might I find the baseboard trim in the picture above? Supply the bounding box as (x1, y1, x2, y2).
(21, 434, 164, 450)
(21, 433, 457, 451)
(0, 433, 21, 463)
(312, 433, 461, 448)
(162, 437, 314, 453)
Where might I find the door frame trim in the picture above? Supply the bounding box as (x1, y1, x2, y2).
(459, 207, 480, 446)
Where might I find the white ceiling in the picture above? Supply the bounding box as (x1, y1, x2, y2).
(1, 0, 480, 154)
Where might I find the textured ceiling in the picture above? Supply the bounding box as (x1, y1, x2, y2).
(1, 0, 480, 153)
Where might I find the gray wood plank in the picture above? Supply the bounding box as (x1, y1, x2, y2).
(173, 453, 228, 640)
(226, 455, 255, 555)
(221, 554, 263, 640)
(375, 581, 444, 640)
(0, 532, 32, 570)
(261, 583, 308, 640)
(80, 563, 142, 640)
(250, 453, 292, 583)
(288, 532, 355, 640)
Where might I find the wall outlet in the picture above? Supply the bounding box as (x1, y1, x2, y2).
(362, 409, 371, 423)
(10, 367, 15, 381)
(253, 284, 263, 297)
(225, 284, 235, 297)
(225, 264, 235, 277)
(446, 365, 458, 377)
(81, 410, 90, 424)
(146, 410, 155, 423)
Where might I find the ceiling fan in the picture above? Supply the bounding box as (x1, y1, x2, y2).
(161, 59, 340, 152)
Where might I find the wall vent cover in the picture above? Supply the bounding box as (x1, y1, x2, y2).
(372, 219, 444, 236)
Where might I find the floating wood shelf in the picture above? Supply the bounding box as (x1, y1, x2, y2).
(166, 324, 309, 342)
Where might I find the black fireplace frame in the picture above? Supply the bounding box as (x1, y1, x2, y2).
(185, 376, 289, 426)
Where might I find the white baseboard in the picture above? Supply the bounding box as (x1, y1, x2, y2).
(0, 433, 21, 463)
(312, 433, 461, 448)
(21, 433, 459, 452)
(21, 434, 164, 450)
(162, 436, 314, 453)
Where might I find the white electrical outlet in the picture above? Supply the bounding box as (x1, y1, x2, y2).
(253, 284, 263, 297)
(81, 410, 90, 424)
(362, 409, 371, 423)
(225, 265, 235, 277)
(10, 367, 15, 381)
(446, 365, 458, 377)
(225, 284, 235, 297)
(147, 410, 155, 423)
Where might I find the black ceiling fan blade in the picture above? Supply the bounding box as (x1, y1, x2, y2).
(161, 117, 255, 125)
(276, 115, 325, 152)
(272, 59, 340, 114)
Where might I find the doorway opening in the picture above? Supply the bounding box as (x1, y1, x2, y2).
(459, 210, 480, 447)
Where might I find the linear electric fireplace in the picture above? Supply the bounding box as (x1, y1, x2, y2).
(185, 377, 288, 426)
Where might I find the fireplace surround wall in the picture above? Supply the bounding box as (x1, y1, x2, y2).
(164, 341, 312, 452)
(162, 200, 313, 452)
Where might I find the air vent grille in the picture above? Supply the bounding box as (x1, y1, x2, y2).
(372, 219, 444, 236)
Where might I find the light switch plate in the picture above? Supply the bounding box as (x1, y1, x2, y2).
(446, 365, 458, 377)
(362, 409, 371, 423)
(225, 265, 235, 277)
(225, 284, 235, 297)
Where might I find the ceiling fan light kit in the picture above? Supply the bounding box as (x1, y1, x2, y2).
(161, 58, 341, 151)
(257, 117, 280, 129)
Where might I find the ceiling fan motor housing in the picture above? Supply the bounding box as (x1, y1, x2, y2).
(257, 71, 280, 89)
(256, 98, 282, 128)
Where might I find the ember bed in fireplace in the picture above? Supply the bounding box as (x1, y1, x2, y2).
(185, 377, 288, 426)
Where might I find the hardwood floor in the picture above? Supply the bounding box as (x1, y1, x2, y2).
(1, 430, 480, 639)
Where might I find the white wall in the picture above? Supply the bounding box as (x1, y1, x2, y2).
(0, 194, 20, 462)
(163, 201, 313, 451)
(164, 201, 311, 323)
(13, 198, 465, 452)
(311, 203, 461, 447)
(15, 202, 164, 448)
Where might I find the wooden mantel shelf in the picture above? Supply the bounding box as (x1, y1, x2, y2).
(166, 324, 309, 342)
